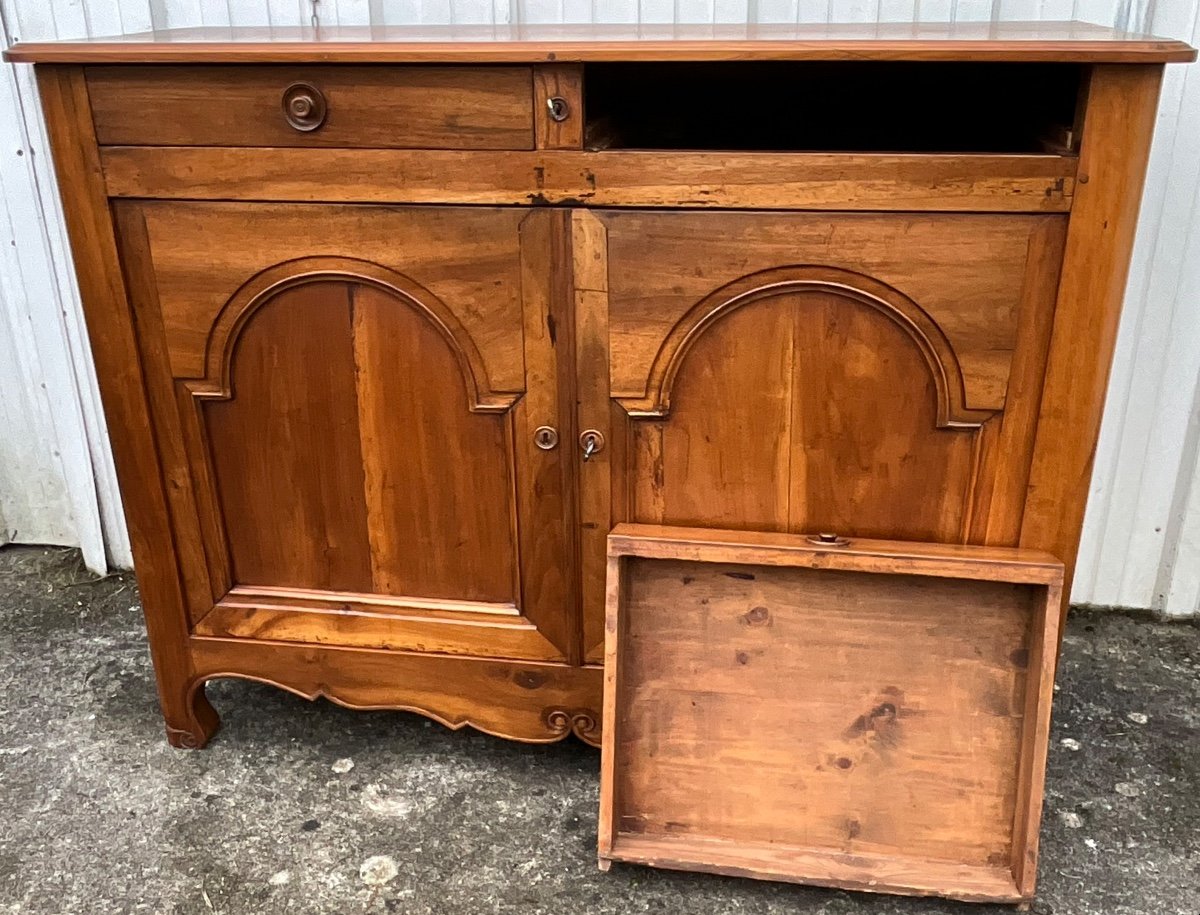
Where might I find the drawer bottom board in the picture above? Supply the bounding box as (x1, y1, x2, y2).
(599, 525, 1063, 903)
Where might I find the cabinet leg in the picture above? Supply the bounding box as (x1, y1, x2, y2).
(163, 680, 220, 749)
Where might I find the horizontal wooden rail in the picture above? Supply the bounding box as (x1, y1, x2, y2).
(101, 147, 1076, 212)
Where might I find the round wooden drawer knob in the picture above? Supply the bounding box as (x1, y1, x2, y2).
(282, 82, 327, 132)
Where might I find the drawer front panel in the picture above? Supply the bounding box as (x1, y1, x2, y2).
(86, 65, 535, 149)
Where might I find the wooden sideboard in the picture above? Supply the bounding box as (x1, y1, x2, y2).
(7, 23, 1194, 749)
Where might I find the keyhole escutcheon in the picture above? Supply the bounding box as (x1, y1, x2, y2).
(534, 426, 559, 450)
(580, 430, 605, 461)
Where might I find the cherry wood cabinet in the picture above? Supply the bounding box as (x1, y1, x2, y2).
(7, 23, 1193, 749)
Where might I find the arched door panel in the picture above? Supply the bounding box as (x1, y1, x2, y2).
(205, 280, 518, 604)
(119, 203, 575, 663)
(204, 281, 374, 593)
(629, 289, 977, 542)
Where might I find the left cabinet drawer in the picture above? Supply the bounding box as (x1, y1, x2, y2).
(85, 65, 535, 149)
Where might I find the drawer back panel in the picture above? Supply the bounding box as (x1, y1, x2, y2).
(86, 65, 535, 149)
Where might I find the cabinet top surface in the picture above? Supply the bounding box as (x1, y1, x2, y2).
(5, 21, 1195, 64)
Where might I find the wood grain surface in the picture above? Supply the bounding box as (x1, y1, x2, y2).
(600, 524, 1063, 901)
(100, 147, 1078, 212)
(1020, 64, 1167, 633)
(191, 635, 603, 745)
(6, 22, 1195, 64)
(87, 65, 535, 149)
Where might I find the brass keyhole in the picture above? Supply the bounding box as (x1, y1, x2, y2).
(579, 430, 605, 461)
(547, 96, 570, 123)
(534, 426, 559, 450)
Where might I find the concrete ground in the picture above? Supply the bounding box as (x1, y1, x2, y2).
(0, 545, 1197, 915)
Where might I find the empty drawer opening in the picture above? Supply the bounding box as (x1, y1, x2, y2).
(583, 62, 1082, 154)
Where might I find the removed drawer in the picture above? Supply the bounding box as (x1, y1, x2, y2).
(600, 524, 1064, 903)
(86, 65, 535, 149)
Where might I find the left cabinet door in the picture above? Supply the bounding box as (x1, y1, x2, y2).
(114, 202, 578, 663)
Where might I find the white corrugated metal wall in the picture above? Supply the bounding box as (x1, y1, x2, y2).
(1, 0, 1197, 614)
(1077, 0, 1200, 617)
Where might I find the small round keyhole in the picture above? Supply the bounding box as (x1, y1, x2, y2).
(579, 430, 605, 461)
(547, 96, 570, 123)
(534, 426, 559, 450)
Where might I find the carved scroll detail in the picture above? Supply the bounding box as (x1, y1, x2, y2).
(618, 265, 995, 429)
(544, 707, 602, 745)
(184, 672, 599, 746)
(187, 255, 517, 413)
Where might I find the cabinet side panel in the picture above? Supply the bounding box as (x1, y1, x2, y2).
(35, 65, 215, 746)
(1021, 64, 1165, 615)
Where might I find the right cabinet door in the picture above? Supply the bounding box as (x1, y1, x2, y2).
(573, 210, 1067, 660)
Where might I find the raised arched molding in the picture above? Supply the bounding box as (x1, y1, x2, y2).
(617, 265, 996, 428)
(187, 255, 517, 413)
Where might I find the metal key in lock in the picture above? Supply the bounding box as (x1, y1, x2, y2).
(579, 429, 605, 461)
